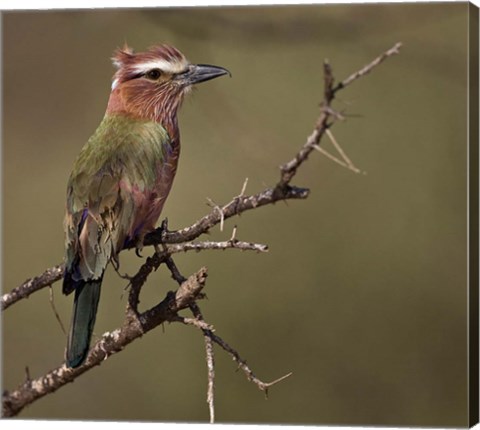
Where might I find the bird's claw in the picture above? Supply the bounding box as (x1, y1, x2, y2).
(135, 241, 144, 258)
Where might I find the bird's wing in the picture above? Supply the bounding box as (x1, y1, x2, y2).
(63, 115, 172, 295)
(63, 167, 134, 294)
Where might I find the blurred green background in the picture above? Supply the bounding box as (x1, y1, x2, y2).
(2, 3, 471, 426)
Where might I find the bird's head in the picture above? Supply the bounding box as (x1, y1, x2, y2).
(106, 44, 230, 128)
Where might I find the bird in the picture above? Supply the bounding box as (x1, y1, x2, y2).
(62, 44, 230, 368)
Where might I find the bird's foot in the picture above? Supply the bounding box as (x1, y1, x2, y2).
(159, 217, 169, 242)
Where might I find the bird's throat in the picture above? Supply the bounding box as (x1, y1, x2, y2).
(106, 87, 182, 143)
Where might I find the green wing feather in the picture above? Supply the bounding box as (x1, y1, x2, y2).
(64, 114, 171, 286)
(63, 114, 171, 367)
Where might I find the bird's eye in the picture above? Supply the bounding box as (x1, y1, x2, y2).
(146, 69, 162, 80)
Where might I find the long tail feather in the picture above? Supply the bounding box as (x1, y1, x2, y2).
(66, 279, 102, 368)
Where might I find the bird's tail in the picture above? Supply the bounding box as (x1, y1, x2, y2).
(66, 278, 102, 368)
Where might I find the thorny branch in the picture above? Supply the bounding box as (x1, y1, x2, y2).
(2, 43, 402, 421)
(1, 265, 64, 311)
(3, 267, 208, 418)
(188, 303, 216, 424)
(1, 239, 267, 311)
(179, 306, 293, 399)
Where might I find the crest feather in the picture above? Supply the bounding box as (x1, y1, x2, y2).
(112, 44, 134, 69)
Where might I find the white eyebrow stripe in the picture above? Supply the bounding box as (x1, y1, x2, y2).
(132, 59, 187, 74)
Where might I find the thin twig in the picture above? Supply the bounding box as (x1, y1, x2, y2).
(278, 42, 401, 189)
(24, 367, 31, 384)
(334, 42, 402, 92)
(2, 264, 64, 311)
(326, 129, 357, 171)
(169, 240, 268, 254)
(190, 322, 292, 399)
(2, 239, 267, 312)
(205, 333, 215, 423)
(230, 225, 238, 242)
(111, 257, 133, 281)
(323, 106, 345, 121)
(172, 316, 214, 332)
(147, 185, 309, 246)
(164, 255, 217, 424)
(207, 198, 225, 232)
(164, 253, 187, 285)
(312, 130, 363, 174)
(211, 330, 292, 398)
(312, 143, 353, 171)
(276, 61, 335, 189)
(48, 286, 66, 335)
(239, 177, 249, 197)
(189, 303, 216, 424)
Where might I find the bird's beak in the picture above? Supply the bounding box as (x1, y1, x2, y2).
(176, 64, 231, 86)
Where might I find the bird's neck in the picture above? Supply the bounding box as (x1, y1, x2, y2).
(106, 88, 181, 144)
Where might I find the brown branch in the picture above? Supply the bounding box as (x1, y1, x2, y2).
(276, 60, 335, 190)
(1, 238, 266, 311)
(174, 316, 214, 331)
(1, 264, 64, 311)
(2, 44, 402, 312)
(48, 286, 66, 335)
(146, 185, 309, 245)
(333, 42, 402, 92)
(167, 239, 288, 423)
(177, 304, 292, 405)
(168, 239, 268, 254)
(205, 331, 215, 424)
(198, 322, 293, 398)
(277, 42, 402, 189)
(189, 303, 216, 424)
(162, 253, 217, 423)
(2, 43, 402, 419)
(2, 267, 208, 418)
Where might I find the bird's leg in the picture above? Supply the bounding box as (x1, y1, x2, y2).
(159, 217, 169, 242)
(134, 218, 169, 258)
